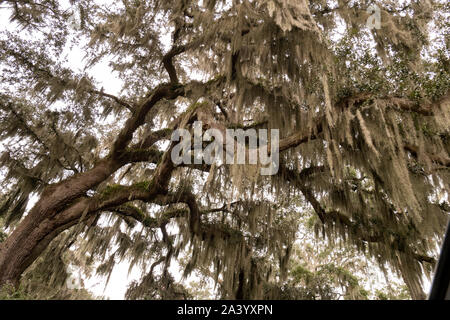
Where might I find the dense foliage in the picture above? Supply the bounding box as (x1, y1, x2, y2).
(0, 0, 449, 299)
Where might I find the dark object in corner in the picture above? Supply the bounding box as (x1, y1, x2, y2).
(429, 221, 450, 299)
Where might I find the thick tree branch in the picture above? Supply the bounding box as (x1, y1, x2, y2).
(111, 83, 185, 156)
(111, 205, 188, 229)
(138, 128, 173, 149)
(162, 45, 186, 84)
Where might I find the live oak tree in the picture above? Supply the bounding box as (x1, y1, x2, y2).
(0, 0, 449, 300)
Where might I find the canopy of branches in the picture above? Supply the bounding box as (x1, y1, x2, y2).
(0, 0, 449, 300)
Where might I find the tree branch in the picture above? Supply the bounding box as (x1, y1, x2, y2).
(89, 89, 135, 112)
(404, 144, 450, 168)
(162, 45, 186, 84)
(278, 165, 436, 265)
(111, 83, 185, 156)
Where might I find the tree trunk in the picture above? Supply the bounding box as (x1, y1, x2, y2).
(0, 159, 120, 287)
(0, 197, 89, 286)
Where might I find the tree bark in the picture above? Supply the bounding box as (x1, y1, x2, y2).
(0, 199, 87, 286)
(0, 159, 120, 287)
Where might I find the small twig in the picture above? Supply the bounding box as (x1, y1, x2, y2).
(90, 89, 135, 112)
